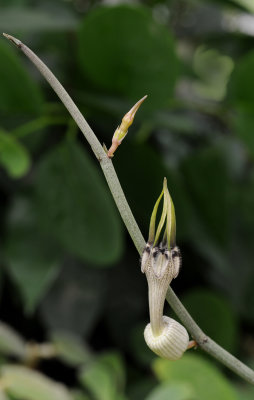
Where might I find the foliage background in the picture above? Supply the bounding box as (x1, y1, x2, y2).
(1, 0, 254, 399)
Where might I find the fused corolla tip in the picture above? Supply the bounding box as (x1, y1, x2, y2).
(147, 178, 176, 248)
(107, 95, 147, 158)
(148, 188, 164, 245)
(141, 178, 181, 280)
(164, 182, 176, 249)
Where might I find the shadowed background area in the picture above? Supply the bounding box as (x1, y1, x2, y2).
(0, 0, 254, 399)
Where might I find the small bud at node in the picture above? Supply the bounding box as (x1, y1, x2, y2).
(107, 95, 147, 158)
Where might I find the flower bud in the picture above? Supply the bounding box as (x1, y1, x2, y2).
(107, 95, 147, 158)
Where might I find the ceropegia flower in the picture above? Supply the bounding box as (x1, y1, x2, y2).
(141, 178, 184, 344)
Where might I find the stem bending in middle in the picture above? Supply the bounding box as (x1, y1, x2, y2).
(4, 32, 254, 385)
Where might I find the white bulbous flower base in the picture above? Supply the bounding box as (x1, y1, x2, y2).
(144, 316, 189, 360)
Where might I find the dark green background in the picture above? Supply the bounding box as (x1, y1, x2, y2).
(0, 0, 254, 399)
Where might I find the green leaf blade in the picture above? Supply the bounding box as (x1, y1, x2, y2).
(0, 41, 44, 114)
(153, 354, 238, 400)
(0, 130, 31, 178)
(78, 5, 178, 111)
(3, 196, 61, 313)
(2, 365, 73, 400)
(34, 139, 123, 266)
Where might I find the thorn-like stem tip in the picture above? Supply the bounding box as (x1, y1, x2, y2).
(3, 33, 22, 47)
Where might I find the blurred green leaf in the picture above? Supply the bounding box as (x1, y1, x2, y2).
(78, 5, 178, 111)
(237, 173, 254, 232)
(129, 323, 155, 366)
(34, 139, 123, 266)
(0, 7, 77, 32)
(227, 50, 254, 109)
(115, 142, 192, 239)
(206, 169, 254, 316)
(193, 46, 234, 101)
(79, 352, 125, 400)
(0, 129, 30, 178)
(145, 382, 193, 400)
(0, 41, 43, 114)
(236, 386, 254, 400)
(217, 137, 246, 179)
(105, 257, 146, 350)
(207, 231, 254, 319)
(2, 0, 30, 5)
(153, 354, 238, 400)
(51, 331, 91, 366)
(231, 111, 254, 158)
(181, 289, 238, 352)
(72, 390, 92, 400)
(0, 271, 2, 299)
(3, 196, 61, 313)
(99, 352, 126, 392)
(0, 321, 26, 359)
(2, 365, 73, 400)
(128, 378, 157, 400)
(41, 261, 106, 336)
(242, 273, 254, 322)
(181, 145, 233, 246)
(232, 0, 254, 12)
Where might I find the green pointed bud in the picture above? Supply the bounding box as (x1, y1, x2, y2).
(107, 95, 147, 157)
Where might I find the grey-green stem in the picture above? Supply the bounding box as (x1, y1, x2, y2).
(166, 287, 254, 384)
(4, 33, 254, 385)
(2, 33, 144, 256)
